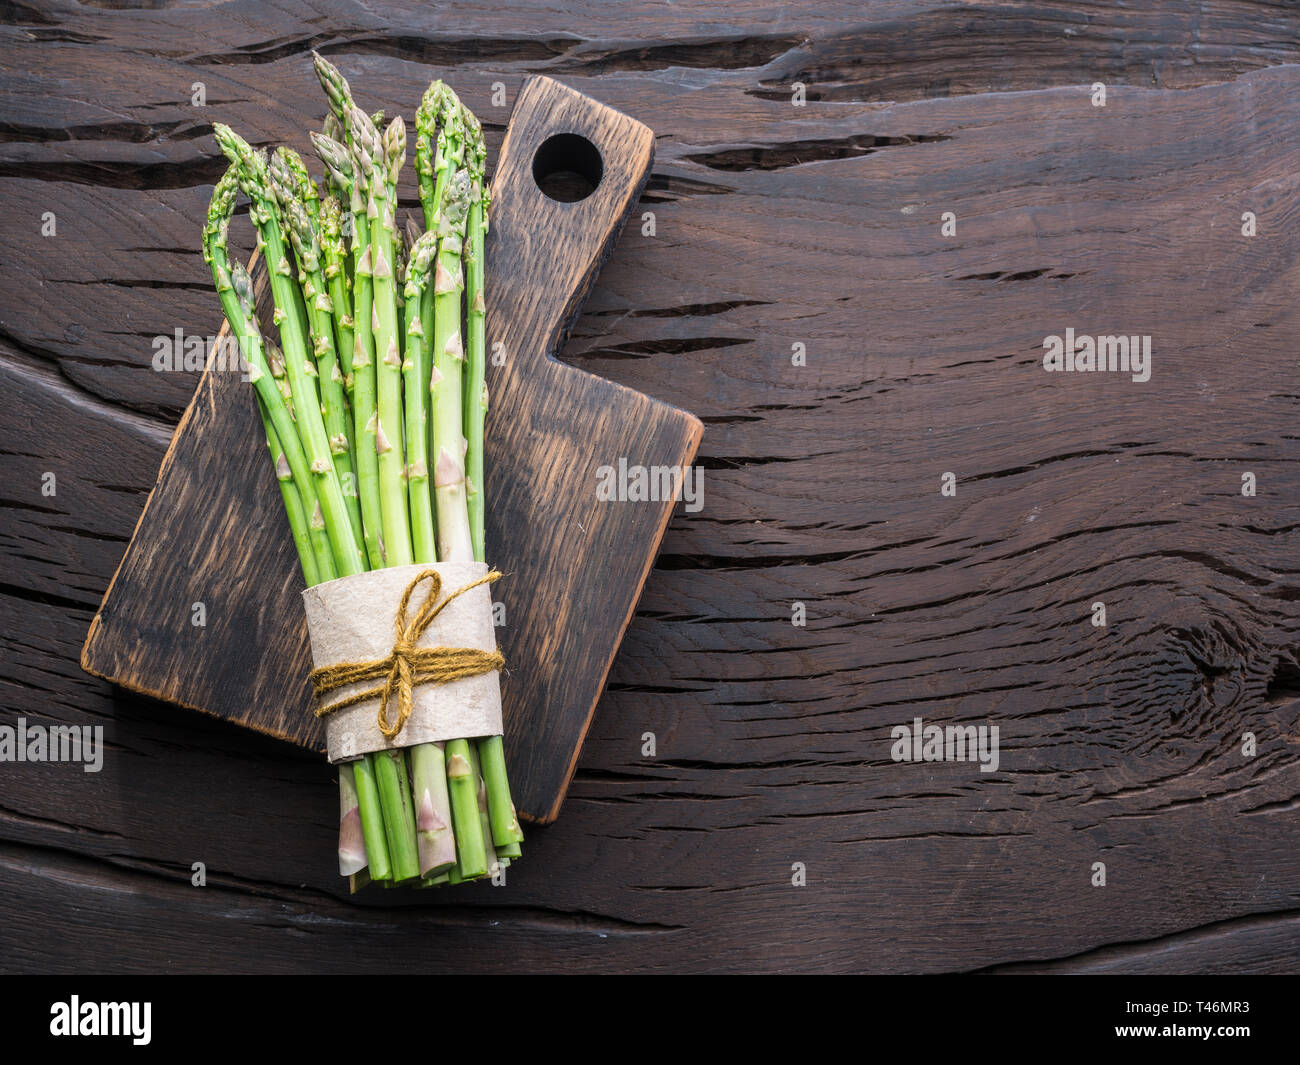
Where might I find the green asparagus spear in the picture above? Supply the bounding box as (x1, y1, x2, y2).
(203, 165, 334, 582)
(411, 742, 456, 877)
(430, 169, 474, 563)
(213, 124, 365, 579)
(318, 195, 356, 397)
(402, 230, 440, 563)
(275, 189, 364, 551)
(446, 739, 487, 879)
(462, 104, 490, 561)
(354, 109, 414, 569)
(314, 132, 385, 571)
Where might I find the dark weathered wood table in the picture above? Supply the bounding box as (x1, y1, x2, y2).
(1, 1, 1298, 974)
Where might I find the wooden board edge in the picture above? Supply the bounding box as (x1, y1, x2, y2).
(80, 354, 224, 681)
(79, 648, 315, 752)
(81, 255, 256, 683)
(524, 407, 705, 824)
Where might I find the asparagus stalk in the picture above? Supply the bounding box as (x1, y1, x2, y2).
(425, 152, 493, 877)
(397, 230, 462, 868)
(277, 191, 364, 551)
(356, 109, 414, 569)
(459, 109, 524, 851)
(213, 125, 365, 579)
(430, 168, 474, 563)
(441, 213, 494, 879)
(315, 75, 439, 875)
(417, 83, 461, 476)
(320, 91, 431, 878)
(318, 195, 355, 396)
(462, 104, 490, 561)
(445, 739, 487, 879)
(373, 748, 419, 882)
(263, 335, 336, 585)
(204, 166, 334, 581)
(467, 740, 500, 876)
(411, 742, 456, 876)
(350, 241, 384, 572)
(416, 82, 465, 227)
(350, 753, 392, 881)
(322, 232, 396, 892)
(337, 762, 367, 876)
(420, 89, 474, 562)
(248, 326, 341, 582)
(270, 146, 320, 226)
(250, 329, 322, 588)
(269, 148, 344, 384)
(309, 54, 370, 309)
(311, 56, 399, 572)
(401, 230, 439, 563)
(416, 85, 449, 480)
(321, 113, 346, 163)
(395, 224, 409, 319)
(362, 113, 425, 874)
(478, 734, 523, 847)
(415, 83, 454, 259)
(422, 88, 522, 859)
(314, 132, 386, 572)
(258, 407, 318, 586)
(312, 52, 359, 149)
(265, 148, 318, 349)
(231, 266, 320, 590)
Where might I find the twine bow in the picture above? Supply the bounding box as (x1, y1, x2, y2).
(310, 568, 504, 738)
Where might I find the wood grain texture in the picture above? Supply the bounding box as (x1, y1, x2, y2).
(1, 0, 1299, 974)
(79, 76, 703, 823)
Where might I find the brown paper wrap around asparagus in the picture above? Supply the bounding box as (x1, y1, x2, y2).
(302, 561, 503, 763)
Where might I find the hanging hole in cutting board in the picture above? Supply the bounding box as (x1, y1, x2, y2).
(532, 133, 603, 203)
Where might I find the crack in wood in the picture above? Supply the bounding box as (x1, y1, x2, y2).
(685, 132, 952, 172)
(969, 907, 1300, 974)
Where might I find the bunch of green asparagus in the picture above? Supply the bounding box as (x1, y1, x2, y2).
(202, 55, 521, 888)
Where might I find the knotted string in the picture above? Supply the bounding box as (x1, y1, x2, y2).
(310, 568, 504, 738)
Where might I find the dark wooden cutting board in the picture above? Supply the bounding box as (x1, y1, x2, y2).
(80, 76, 703, 824)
